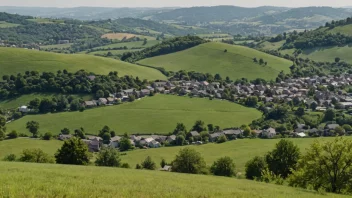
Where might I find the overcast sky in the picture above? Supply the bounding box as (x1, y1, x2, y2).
(0, 0, 351, 8)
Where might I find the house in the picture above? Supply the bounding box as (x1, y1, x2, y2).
(18, 106, 30, 113)
(87, 75, 96, 81)
(190, 131, 200, 138)
(83, 138, 101, 152)
(107, 97, 115, 104)
(98, 98, 108, 105)
(209, 132, 224, 142)
(110, 136, 121, 148)
(223, 129, 242, 139)
(58, 134, 72, 141)
(152, 81, 167, 88)
(262, 128, 277, 138)
(167, 135, 176, 143)
(83, 101, 97, 108)
(140, 89, 151, 97)
(123, 89, 135, 96)
(149, 140, 161, 148)
(160, 165, 172, 171)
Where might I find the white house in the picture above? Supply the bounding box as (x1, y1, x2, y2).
(18, 106, 30, 113)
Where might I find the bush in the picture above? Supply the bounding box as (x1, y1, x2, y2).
(210, 156, 236, 177)
(141, 156, 156, 170)
(55, 137, 91, 165)
(19, 148, 54, 163)
(217, 135, 227, 143)
(43, 132, 52, 140)
(171, 147, 207, 174)
(7, 130, 18, 139)
(245, 156, 267, 180)
(121, 163, 130, 169)
(135, 164, 142, 169)
(3, 154, 17, 161)
(95, 147, 121, 167)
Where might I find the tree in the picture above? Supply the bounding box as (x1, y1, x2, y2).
(102, 132, 111, 144)
(243, 126, 251, 137)
(335, 57, 341, 63)
(245, 156, 267, 180)
(175, 135, 186, 146)
(310, 102, 318, 111)
(26, 121, 39, 137)
(171, 148, 207, 174)
(95, 147, 121, 167)
(61, 128, 70, 135)
(29, 98, 41, 109)
(128, 95, 135, 102)
(119, 136, 133, 151)
(121, 163, 130, 168)
(8, 130, 18, 139)
(265, 139, 300, 178)
(3, 154, 17, 161)
(160, 158, 167, 168)
(217, 135, 227, 143)
(43, 132, 52, 140)
(207, 124, 214, 132)
(334, 126, 345, 136)
(19, 148, 54, 163)
(96, 90, 104, 98)
(192, 120, 207, 132)
(173, 123, 187, 135)
(245, 96, 258, 107)
(143, 38, 147, 45)
(324, 109, 336, 122)
(224, 49, 227, 52)
(70, 99, 81, 111)
(295, 107, 305, 117)
(141, 156, 156, 170)
(289, 138, 352, 193)
(210, 156, 236, 177)
(55, 137, 91, 165)
(342, 124, 352, 133)
(74, 128, 85, 139)
(135, 164, 142, 169)
(259, 58, 264, 65)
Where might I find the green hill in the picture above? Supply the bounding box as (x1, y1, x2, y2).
(1, 162, 344, 198)
(138, 42, 292, 80)
(0, 47, 166, 80)
(6, 94, 261, 135)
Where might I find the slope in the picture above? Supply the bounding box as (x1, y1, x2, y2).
(6, 94, 262, 135)
(0, 47, 166, 80)
(138, 42, 292, 80)
(0, 162, 345, 198)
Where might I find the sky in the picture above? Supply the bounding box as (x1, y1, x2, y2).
(0, 0, 351, 8)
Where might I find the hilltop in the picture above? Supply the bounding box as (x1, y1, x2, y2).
(0, 47, 166, 80)
(6, 94, 261, 135)
(0, 162, 345, 198)
(138, 42, 292, 80)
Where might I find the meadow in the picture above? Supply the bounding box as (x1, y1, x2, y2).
(92, 40, 161, 50)
(0, 47, 166, 80)
(0, 93, 93, 110)
(27, 18, 64, 24)
(0, 21, 20, 28)
(101, 33, 155, 40)
(138, 42, 292, 80)
(0, 161, 345, 198)
(88, 49, 140, 56)
(40, 43, 73, 49)
(6, 94, 262, 135)
(298, 45, 352, 64)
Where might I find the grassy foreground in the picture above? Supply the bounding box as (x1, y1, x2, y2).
(0, 162, 346, 198)
(138, 42, 292, 80)
(6, 94, 261, 135)
(0, 47, 166, 80)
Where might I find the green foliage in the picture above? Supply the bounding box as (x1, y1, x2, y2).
(245, 96, 258, 107)
(289, 138, 352, 194)
(19, 148, 54, 164)
(171, 148, 207, 174)
(121, 163, 130, 169)
(175, 135, 186, 146)
(55, 137, 91, 165)
(95, 147, 121, 167)
(61, 128, 70, 135)
(265, 139, 300, 178)
(324, 109, 336, 122)
(43, 132, 52, 140)
(135, 163, 142, 169)
(160, 158, 167, 168)
(210, 156, 236, 177)
(173, 123, 187, 135)
(191, 120, 207, 132)
(342, 124, 352, 132)
(217, 135, 227, 143)
(3, 154, 17, 162)
(74, 128, 85, 139)
(26, 121, 39, 137)
(257, 168, 284, 185)
(245, 156, 267, 180)
(119, 136, 133, 151)
(7, 130, 18, 139)
(141, 156, 156, 170)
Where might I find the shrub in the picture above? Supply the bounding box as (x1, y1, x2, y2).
(3, 154, 17, 161)
(171, 148, 207, 174)
(95, 147, 121, 167)
(55, 137, 91, 165)
(19, 148, 54, 163)
(7, 130, 18, 139)
(245, 156, 267, 180)
(210, 156, 236, 177)
(217, 135, 227, 143)
(121, 163, 130, 169)
(43, 132, 52, 140)
(141, 156, 156, 170)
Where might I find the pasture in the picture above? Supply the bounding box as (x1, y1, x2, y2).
(0, 47, 166, 80)
(0, 161, 344, 198)
(138, 42, 292, 80)
(6, 94, 262, 135)
(0, 21, 20, 28)
(101, 33, 155, 40)
(93, 40, 161, 50)
(40, 43, 72, 49)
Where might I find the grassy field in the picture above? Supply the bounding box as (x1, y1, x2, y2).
(138, 42, 292, 80)
(0, 21, 20, 28)
(259, 40, 285, 51)
(328, 24, 352, 36)
(121, 137, 352, 173)
(27, 18, 64, 24)
(0, 138, 63, 159)
(88, 49, 140, 56)
(6, 94, 261, 135)
(0, 47, 166, 80)
(0, 162, 345, 198)
(298, 46, 352, 63)
(40, 43, 72, 49)
(101, 33, 155, 40)
(93, 40, 161, 50)
(0, 93, 93, 110)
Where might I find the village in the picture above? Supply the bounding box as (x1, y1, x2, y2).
(51, 73, 352, 152)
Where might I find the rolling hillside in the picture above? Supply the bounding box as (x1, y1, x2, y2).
(0, 47, 166, 80)
(6, 94, 262, 135)
(0, 162, 344, 198)
(138, 42, 292, 80)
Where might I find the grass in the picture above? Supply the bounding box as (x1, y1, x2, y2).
(0, 21, 20, 28)
(101, 33, 155, 40)
(88, 49, 140, 56)
(298, 46, 352, 64)
(40, 43, 72, 49)
(0, 138, 63, 159)
(93, 40, 161, 50)
(0, 93, 93, 110)
(6, 94, 262, 135)
(328, 24, 352, 36)
(0, 162, 345, 198)
(121, 137, 352, 173)
(138, 42, 292, 80)
(27, 18, 64, 24)
(0, 47, 166, 80)
(259, 40, 286, 51)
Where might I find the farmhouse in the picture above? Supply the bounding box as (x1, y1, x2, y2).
(18, 106, 30, 113)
